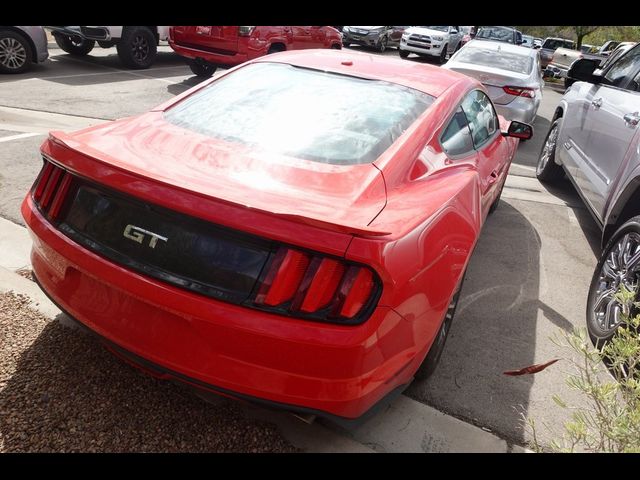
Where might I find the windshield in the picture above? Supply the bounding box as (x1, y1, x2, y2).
(164, 63, 434, 166)
(542, 39, 575, 50)
(454, 47, 533, 75)
(418, 26, 449, 32)
(475, 27, 515, 43)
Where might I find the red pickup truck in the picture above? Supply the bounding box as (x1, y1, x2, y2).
(169, 26, 343, 77)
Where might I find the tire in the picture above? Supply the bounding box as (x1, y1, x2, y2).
(399, 48, 409, 59)
(267, 44, 286, 54)
(587, 216, 640, 347)
(54, 34, 95, 56)
(377, 36, 388, 53)
(438, 44, 448, 64)
(414, 280, 464, 380)
(343, 42, 350, 48)
(564, 77, 575, 89)
(97, 40, 116, 49)
(489, 177, 506, 214)
(0, 29, 33, 73)
(116, 26, 157, 69)
(535, 118, 564, 183)
(331, 43, 341, 49)
(187, 59, 216, 78)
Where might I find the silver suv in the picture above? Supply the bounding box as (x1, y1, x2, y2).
(536, 43, 640, 346)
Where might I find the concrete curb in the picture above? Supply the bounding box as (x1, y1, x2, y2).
(0, 217, 531, 453)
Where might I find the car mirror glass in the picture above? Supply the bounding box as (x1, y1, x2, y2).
(502, 121, 533, 140)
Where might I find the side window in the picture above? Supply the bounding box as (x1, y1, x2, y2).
(603, 45, 640, 90)
(460, 90, 498, 149)
(441, 107, 474, 156)
(628, 69, 640, 92)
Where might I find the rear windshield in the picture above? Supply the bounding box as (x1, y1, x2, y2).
(418, 26, 449, 32)
(475, 27, 515, 43)
(455, 47, 533, 74)
(164, 62, 434, 165)
(542, 39, 575, 50)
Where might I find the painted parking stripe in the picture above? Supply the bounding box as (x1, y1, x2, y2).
(0, 132, 42, 143)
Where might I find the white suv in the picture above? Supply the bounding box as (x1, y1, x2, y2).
(399, 26, 463, 64)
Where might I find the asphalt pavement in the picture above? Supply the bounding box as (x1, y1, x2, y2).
(0, 43, 604, 450)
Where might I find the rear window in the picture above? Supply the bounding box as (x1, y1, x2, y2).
(455, 47, 533, 75)
(164, 62, 434, 165)
(475, 27, 515, 43)
(542, 39, 575, 50)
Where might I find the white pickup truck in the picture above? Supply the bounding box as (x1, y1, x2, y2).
(46, 26, 170, 69)
(545, 41, 623, 87)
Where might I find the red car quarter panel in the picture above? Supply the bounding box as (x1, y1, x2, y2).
(22, 50, 520, 420)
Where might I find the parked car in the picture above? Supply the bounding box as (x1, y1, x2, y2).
(539, 37, 576, 68)
(460, 26, 473, 46)
(535, 44, 640, 346)
(169, 26, 342, 77)
(399, 26, 464, 64)
(521, 34, 535, 48)
(533, 38, 543, 49)
(474, 26, 523, 45)
(46, 26, 170, 69)
(0, 26, 48, 74)
(22, 49, 530, 421)
(342, 26, 408, 52)
(444, 40, 544, 125)
(598, 40, 621, 57)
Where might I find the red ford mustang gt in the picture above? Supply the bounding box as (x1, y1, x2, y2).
(22, 50, 531, 421)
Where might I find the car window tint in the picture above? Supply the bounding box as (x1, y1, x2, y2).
(461, 90, 498, 148)
(476, 27, 514, 43)
(441, 107, 474, 156)
(454, 47, 533, 74)
(164, 63, 434, 165)
(604, 45, 640, 89)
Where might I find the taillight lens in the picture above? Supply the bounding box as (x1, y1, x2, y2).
(32, 158, 74, 221)
(238, 26, 256, 37)
(253, 246, 379, 324)
(503, 86, 535, 98)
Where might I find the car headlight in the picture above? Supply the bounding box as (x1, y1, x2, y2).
(432, 35, 444, 41)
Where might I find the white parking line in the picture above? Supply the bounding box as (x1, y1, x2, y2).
(24, 65, 189, 82)
(0, 132, 42, 143)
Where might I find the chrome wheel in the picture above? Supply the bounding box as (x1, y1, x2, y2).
(131, 34, 150, 63)
(0, 36, 27, 70)
(592, 232, 640, 334)
(537, 123, 558, 175)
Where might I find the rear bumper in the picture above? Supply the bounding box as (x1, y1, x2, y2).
(22, 194, 418, 420)
(495, 98, 538, 125)
(544, 64, 569, 78)
(168, 40, 249, 67)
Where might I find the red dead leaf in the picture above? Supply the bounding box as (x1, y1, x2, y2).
(503, 359, 560, 376)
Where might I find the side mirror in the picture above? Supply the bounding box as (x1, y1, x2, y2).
(567, 58, 602, 84)
(502, 121, 533, 140)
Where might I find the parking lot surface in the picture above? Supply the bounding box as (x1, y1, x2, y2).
(0, 43, 603, 449)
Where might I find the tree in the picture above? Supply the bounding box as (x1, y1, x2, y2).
(574, 26, 601, 49)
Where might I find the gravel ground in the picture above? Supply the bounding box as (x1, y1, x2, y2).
(0, 291, 298, 452)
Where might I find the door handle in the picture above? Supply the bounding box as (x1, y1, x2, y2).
(623, 112, 640, 127)
(591, 97, 603, 108)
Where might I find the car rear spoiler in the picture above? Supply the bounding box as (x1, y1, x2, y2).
(47, 132, 392, 239)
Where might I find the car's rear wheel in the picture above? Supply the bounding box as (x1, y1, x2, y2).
(187, 59, 216, 78)
(399, 49, 409, 59)
(377, 36, 388, 53)
(414, 281, 464, 381)
(587, 217, 640, 347)
(116, 26, 157, 69)
(0, 29, 33, 73)
(343, 42, 350, 48)
(54, 33, 95, 56)
(536, 118, 564, 183)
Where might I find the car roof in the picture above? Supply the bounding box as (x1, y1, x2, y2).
(462, 39, 537, 57)
(251, 49, 477, 98)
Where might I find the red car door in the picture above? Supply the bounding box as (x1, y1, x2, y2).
(461, 90, 509, 218)
(290, 26, 314, 49)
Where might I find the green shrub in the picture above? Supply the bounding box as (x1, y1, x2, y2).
(528, 286, 640, 452)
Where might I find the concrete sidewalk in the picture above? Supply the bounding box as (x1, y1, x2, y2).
(0, 215, 528, 453)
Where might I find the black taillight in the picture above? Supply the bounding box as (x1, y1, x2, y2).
(252, 245, 380, 324)
(32, 159, 74, 221)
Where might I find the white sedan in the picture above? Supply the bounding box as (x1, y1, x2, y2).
(443, 39, 544, 125)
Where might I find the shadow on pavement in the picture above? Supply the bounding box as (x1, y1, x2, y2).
(404, 202, 549, 444)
